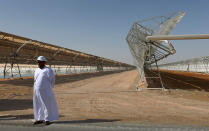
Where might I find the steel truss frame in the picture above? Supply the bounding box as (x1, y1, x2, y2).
(126, 12, 184, 89)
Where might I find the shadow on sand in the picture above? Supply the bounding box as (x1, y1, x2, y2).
(0, 70, 126, 87)
(0, 99, 33, 111)
(0, 114, 120, 125)
(54, 119, 121, 124)
(0, 114, 34, 120)
(146, 70, 209, 92)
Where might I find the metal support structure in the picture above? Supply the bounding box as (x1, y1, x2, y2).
(203, 57, 209, 73)
(65, 64, 69, 73)
(17, 63, 22, 78)
(0, 31, 135, 79)
(153, 54, 165, 89)
(3, 58, 8, 78)
(10, 55, 14, 78)
(126, 12, 186, 89)
(7, 40, 32, 78)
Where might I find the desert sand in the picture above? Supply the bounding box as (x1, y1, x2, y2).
(0, 70, 209, 126)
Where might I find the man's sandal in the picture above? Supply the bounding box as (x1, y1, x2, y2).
(33, 120, 44, 125)
(45, 121, 51, 125)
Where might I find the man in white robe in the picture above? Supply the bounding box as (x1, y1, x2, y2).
(33, 56, 59, 125)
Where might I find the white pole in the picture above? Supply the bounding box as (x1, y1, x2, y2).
(146, 34, 209, 41)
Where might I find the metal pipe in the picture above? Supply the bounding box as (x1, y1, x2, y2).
(146, 34, 209, 41)
(16, 40, 32, 55)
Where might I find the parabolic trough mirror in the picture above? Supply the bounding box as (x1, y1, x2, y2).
(0, 31, 135, 79)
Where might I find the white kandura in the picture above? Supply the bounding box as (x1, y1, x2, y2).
(33, 66, 59, 121)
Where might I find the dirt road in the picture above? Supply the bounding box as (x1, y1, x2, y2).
(0, 70, 209, 127)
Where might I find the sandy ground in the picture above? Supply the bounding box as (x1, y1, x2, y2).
(0, 70, 209, 127)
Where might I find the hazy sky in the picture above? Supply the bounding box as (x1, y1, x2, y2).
(0, 0, 208, 65)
